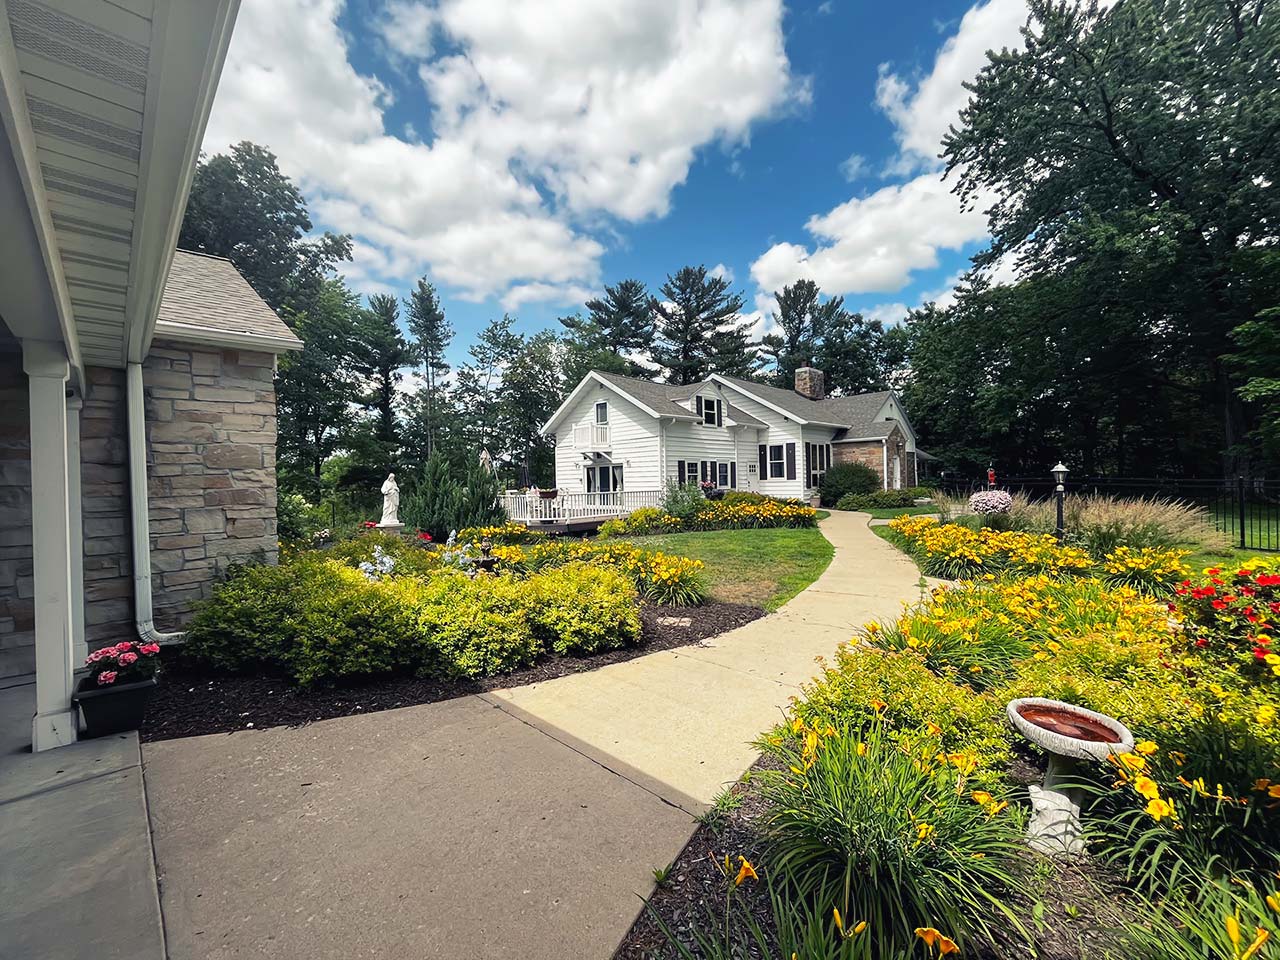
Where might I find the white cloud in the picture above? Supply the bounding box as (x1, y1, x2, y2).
(205, 0, 802, 304)
(377, 0, 436, 60)
(839, 152, 868, 181)
(750, 174, 990, 296)
(875, 0, 1027, 175)
(709, 262, 735, 284)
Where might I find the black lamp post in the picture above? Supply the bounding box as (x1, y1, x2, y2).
(1051, 462, 1069, 542)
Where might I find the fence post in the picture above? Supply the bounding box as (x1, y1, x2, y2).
(1237, 476, 1247, 550)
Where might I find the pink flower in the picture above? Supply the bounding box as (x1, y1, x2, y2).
(116, 641, 133, 652)
(139, 643, 160, 655)
(118, 652, 138, 666)
(97, 671, 118, 685)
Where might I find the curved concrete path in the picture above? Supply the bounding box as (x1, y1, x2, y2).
(143, 512, 922, 960)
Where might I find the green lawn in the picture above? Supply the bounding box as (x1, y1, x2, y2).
(628, 526, 834, 611)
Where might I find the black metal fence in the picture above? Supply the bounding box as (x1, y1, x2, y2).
(937, 476, 1280, 552)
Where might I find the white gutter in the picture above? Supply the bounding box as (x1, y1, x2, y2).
(126, 363, 185, 645)
(882, 439, 888, 491)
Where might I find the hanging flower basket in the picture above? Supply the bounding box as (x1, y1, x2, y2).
(538, 488, 560, 499)
(72, 640, 162, 737)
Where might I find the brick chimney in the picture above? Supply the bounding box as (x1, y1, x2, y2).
(794, 365, 825, 401)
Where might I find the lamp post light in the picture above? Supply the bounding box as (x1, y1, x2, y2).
(1051, 462, 1069, 542)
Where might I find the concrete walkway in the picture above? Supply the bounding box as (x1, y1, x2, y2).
(143, 512, 923, 959)
(0, 680, 167, 960)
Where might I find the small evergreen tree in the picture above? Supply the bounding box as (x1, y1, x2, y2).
(402, 452, 463, 541)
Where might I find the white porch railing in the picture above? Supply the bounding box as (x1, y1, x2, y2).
(501, 489, 663, 523)
(572, 423, 611, 449)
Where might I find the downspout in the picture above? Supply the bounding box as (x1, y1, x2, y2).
(881, 439, 888, 491)
(126, 363, 185, 645)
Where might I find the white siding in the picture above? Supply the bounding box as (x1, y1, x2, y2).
(716, 384, 806, 499)
(551, 384, 660, 493)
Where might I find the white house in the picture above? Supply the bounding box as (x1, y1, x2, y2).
(531, 367, 923, 516)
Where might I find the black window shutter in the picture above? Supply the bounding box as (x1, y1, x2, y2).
(758, 444, 767, 476)
(696, 396, 703, 417)
(716, 400, 723, 426)
(730, 463, 737, 488)
(804, 443, 811, 480)
(678, 461, 686, 484)
(786, 443, 797, 480)
(701, 461, 708, 482)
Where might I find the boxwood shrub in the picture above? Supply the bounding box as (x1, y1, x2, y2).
(185, 558, 643, 685)
(818, 462, 880, 507)
(835, 489, 919, 510)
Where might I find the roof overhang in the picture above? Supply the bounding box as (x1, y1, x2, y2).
(541, 370, 700, 436)
(0, 0, 240, 377)
(707, 374, 849, 428)
(153, 318, 302, 354)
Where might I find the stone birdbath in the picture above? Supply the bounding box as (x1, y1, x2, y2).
(1007, 697, 1134, 856)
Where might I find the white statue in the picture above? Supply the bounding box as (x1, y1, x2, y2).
(379, 472, 401, 527)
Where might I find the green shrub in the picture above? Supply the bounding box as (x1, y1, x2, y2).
(528, 563, 641, 655)
(399, 572, 541, 678)
(760, 718, 1026, 955)
(456, 520, 547, 545)
(818, 462, 879, 507)
(322, 531, 442, 578)
(835, 489, 916, 510)
(276, 492, 312, 542)
(1118, 880, 1279, 960)
(661, 480, 706, 521)
(720, 490, 771, 505)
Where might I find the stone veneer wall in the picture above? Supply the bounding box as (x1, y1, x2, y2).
(0, 340, 281, 677)
(831, 423, 917, 488)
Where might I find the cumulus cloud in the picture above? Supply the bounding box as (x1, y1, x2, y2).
(709, 262, 735, 284)
(749, 0, 1025, 306)
(875, 0, 1027, 175)
(205, 0, 802, 307)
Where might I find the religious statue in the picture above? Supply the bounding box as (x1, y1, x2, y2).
(379, 472, 401, 527)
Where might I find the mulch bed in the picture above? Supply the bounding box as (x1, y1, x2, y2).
(615, 755, 1132, 960)
(140, 600, 763, 742)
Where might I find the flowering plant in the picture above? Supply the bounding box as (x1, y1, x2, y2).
(85, 639, 161, 686)
(699, 479, 717, 492)
(416, 530, 433, 543)
(357, 544, 397, 580)
(1176, 558, 1280, 684)
(362, 520, 378, 529)
(968, 490, 1013, 515)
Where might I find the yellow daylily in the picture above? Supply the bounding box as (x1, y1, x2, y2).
(733, 857, 757, 886)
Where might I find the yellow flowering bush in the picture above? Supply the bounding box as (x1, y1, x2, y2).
(887, 514, 1189, 591)
(456, 520, 548, 545)
(600, 498, 818, 537)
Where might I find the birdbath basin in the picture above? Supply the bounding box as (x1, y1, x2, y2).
(1007, 697, 1134, 855)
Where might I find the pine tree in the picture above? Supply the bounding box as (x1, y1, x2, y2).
(405, 278, 454, 459)
(404, 451, 462, 541)
(350, 293, 415, 477)
(651, 266, 751, 385)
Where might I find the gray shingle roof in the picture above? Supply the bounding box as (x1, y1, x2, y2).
(155, 250, 302, 349)
(714, 374, 893, 432)
(592, 371, 701, 419)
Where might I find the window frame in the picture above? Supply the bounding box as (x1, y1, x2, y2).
(768, 444, 785, 479)
(594, 401, 608, 424)
(702, 396, 717, 426)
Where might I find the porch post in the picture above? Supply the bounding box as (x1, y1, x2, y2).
(23, 340, 77, 751)
(66, 394, 86, 664)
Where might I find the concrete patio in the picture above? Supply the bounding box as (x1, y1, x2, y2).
(2, 512, 923, 959)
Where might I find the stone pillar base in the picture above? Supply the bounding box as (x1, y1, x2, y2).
(376, 523, 404, 535)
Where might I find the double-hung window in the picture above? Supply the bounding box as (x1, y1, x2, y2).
(595, 401, 608, 424)
(768, 444, 785, 479)
(701, 396, 719, 425)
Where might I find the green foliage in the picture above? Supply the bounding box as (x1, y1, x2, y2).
(661, 480, 707, 521)
(818, 463, 879, 507)
(1118, 880, 1280, 960)
(187, 550, 645, 684)
(836, 489, 916, 510)
(720, 491, 771, 505)
(276, 492, 312, 543)
(528, 563, 641, 656)
(455, 521, 547, 546)
(759, 719, 1026, 954)
(401, 452, 463, 541)
(650, 265, 755, 384)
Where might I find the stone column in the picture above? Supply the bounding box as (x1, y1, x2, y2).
(23, 340, 77, 750)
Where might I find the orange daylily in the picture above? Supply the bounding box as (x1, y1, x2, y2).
(733, 857, 757, 886)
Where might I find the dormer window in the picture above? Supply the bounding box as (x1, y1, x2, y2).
(695, 395, 722, 426)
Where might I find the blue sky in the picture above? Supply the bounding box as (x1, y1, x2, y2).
(202, 0, 1028, 366)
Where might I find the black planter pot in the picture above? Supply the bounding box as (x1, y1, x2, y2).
(706, 488, 725, 501)
(73, 676, 159, 738)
